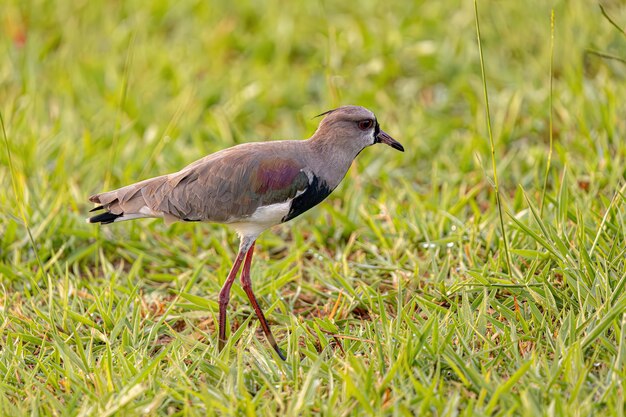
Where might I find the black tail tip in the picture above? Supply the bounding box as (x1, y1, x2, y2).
(87, 211, 123, 224)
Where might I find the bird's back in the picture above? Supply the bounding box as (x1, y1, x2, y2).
(89, 140, 312, 225)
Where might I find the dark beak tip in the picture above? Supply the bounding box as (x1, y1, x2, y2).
(376, 130, 404, 152)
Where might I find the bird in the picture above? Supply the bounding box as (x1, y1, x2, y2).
(87, 105, 403, 360)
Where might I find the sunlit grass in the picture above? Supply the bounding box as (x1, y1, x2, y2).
(1, 0, 626, 416)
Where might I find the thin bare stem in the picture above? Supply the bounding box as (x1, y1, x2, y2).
(599, 4, 626, 37)
(585, 49, 626, 65)
(473, 0, 513, 277)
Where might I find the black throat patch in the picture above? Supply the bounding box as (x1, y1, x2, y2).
(373, 120, 380, 143)
(282, 175, 333, 222)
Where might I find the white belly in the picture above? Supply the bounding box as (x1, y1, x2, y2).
(228, 201, 291, 239)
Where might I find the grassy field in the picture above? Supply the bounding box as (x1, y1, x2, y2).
(2, 0, 626, 415)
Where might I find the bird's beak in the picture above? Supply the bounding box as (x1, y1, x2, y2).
(376, 130, 404, 152)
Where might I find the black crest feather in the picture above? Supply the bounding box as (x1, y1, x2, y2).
(314, 108, 338, 119)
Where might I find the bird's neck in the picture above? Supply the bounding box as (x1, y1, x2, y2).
(305, 136, 363, 189)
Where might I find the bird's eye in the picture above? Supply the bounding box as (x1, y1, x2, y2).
(357, 120, 374, 130)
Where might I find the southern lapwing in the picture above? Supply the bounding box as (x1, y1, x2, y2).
(88, 105, 403, 359)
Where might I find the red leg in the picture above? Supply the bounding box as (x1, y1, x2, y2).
(217, 246, 247, 351)
(240, 242, 286, 360)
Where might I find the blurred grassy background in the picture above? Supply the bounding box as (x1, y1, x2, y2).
(1, 0, 626, 415)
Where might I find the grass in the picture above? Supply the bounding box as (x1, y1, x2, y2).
(1, 0, 626, 415)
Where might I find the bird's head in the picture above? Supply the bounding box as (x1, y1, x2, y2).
(312, 106, 404, 154)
